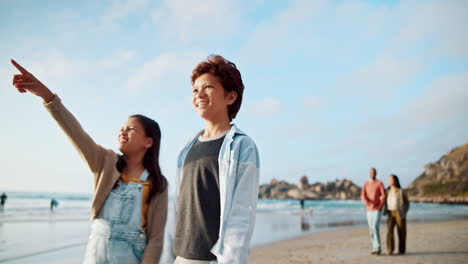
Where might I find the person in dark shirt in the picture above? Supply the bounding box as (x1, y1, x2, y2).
(162, 55, 260, 264)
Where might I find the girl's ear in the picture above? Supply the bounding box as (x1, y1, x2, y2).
(226, 91, 237, 106)
(145, 138, 153, 149)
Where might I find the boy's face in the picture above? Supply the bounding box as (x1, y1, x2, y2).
(192, 73, 236, 121)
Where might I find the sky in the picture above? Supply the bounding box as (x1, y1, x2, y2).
(1, 0, 467, 194)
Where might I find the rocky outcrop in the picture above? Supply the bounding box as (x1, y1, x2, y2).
(408, 143, 468, 204)
(258, 178, 361, 200)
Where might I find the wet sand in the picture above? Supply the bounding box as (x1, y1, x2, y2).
(250, 219, 468, 264)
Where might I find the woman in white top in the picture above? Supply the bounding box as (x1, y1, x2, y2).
(383, 174, 410, 255)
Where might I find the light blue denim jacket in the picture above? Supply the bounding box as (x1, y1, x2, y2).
(161, 125, 260, 264)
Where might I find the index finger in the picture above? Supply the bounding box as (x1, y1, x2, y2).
(11, 59, 30, 75)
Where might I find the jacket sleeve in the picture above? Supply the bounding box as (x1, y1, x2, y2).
(160, 186, 177, 264)
(361, 182, 369, 205)
(377, 182, 386, 209)
(43, 95, 111, 176)
(402, 189, 410, 213)
(217, 138, 260, 264)
(142, 187, 168, 264)
(382, 189, 388, 216)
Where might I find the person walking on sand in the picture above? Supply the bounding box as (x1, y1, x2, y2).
(161, 55, 260, 264)
(10, 59, 168, 263)
(383, 174, 410, 255)
(361, 168, 386, 255)
(0, 193, 7, 212)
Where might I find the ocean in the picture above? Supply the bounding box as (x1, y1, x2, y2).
(1, 191, 467, 263)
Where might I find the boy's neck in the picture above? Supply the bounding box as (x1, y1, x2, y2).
(203, 118, 232, 138)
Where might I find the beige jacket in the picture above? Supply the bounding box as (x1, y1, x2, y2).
(44, 95, 168, 263)
(383, 188, 410, 219)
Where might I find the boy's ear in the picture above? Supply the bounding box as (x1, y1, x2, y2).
(226, 91, 237, 106)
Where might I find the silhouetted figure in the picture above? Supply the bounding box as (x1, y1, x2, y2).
(0, 193, 7, 212)
(50, 198, 59, 212)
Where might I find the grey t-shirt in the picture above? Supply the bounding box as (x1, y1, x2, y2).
(173, 133, 226, 261)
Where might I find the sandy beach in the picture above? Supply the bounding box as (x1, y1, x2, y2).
(250, 219, 468, 264)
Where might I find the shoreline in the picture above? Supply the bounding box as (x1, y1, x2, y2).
(409, 196, 468, 205)
(259, 197, 468, 205)
(252, 215, 468, 248)
(250, 219, 468, 264)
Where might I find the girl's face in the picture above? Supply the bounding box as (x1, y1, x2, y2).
(118, 117, 153, 155)
(389, 176, 396, 187)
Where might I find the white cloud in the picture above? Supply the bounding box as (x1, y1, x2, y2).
(100, 0, 150, 29)
(125, 50, 205, 93)
(301, 96, 321, 110)
(329, 71, 468, 157)
(30, 51, 77, 79)
(239, 0, 467, 70)
(392, 0, 468, 58)
(151, 0, 240, 42)
(239, 0, 327, 64)
(338, 54, 423, 96)
(400, 71, 468, 128)
(100, 49, 137, 68)
(248, 98, 282, 117)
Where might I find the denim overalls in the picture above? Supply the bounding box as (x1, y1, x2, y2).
(83, 171, 149, 264)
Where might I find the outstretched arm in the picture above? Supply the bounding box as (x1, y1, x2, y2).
(11, 59, 110, 174)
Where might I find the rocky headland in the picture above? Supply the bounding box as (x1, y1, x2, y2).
(258, 176, 361, 200)
(407, 143, 468, 204)
(258, 143, 468, 204)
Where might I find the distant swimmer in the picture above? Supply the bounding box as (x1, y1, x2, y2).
(50, 198, 59, 212)
(0, 193, 7, 212)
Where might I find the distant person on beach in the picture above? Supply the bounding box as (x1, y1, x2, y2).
(0, 193, 7, 212)
(361, 167, 386, 255)
(11, 60, 168, 263)
(161, 55, 260, 264)
(383, 174, 409, 255)
(299, 199, 314, 214)
(50, 198, 59, 212)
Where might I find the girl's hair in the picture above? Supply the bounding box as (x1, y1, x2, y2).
(116, 115, 167, 201)
(390, 174, 401, 189)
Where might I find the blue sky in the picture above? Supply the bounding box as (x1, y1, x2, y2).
(1, 0, 467, 194)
